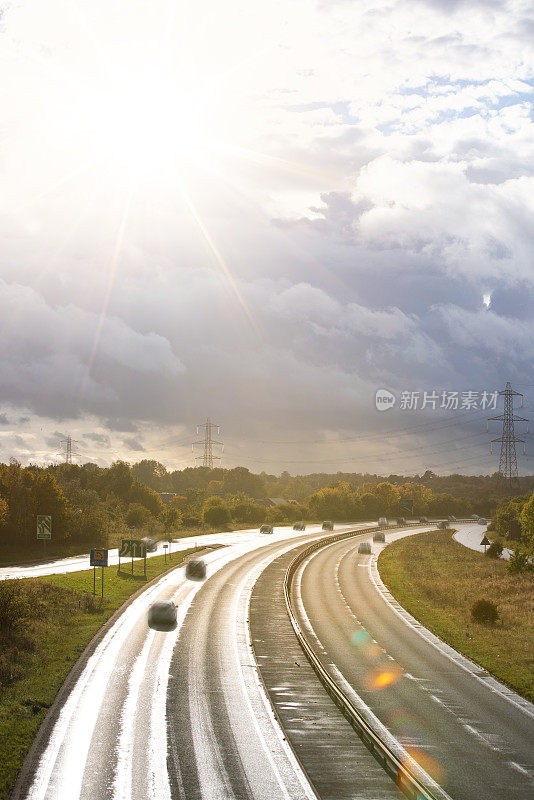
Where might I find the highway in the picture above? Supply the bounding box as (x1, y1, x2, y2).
(11, 524, 371, 800)
(293, 524, 534, 800)
(0, 524, 354, 580)
(10, 521, 533, 800)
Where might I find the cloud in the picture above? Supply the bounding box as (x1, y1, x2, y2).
(0, 0, 532, 474)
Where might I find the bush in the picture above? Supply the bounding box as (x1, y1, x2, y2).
(471, 599, 499, 625)
(507, 549, 534, 574)
(0, 581, 31, 633)
(202, 497, 231, 526)
(485, 540, 503, 559)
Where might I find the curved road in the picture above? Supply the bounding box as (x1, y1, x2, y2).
(13, 526, 367, 800)
(294, 526, 534, 800)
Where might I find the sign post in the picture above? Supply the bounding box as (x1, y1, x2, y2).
(90, 549, 108, 597)
(37, 515, 52, 554)
(480, 535, 491, 554)
(118, 539, 147, 576)
(163, 543, 168, 563)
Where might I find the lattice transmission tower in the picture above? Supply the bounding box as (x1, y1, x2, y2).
(193, 418, 223, 468)
(488, 382, 528, 490)
(59, 435, 78, 464)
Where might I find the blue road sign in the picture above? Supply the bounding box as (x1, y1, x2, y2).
(90, 548, 109, 567)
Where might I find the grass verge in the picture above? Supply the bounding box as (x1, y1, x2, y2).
(378, 530, 534, 702)
(0, 547, 199, 800)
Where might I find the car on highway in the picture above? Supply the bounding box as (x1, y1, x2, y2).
(478, 517, 487, 525)
(397, 516, 406, 525)
(185, 558, 207, 581)
(148, 600, 177, 627)
(358, 541, 372, 554)
(141, 537, 157, 552)
(293, 521, 306, 530)
(437, 521, 448, 529)
(373, 530, 385, 542)
(419, 516, 429, 523)
(322, 520, 334, 530)
(260, 524, 274, 534)
(448, 515, 457, 522)
(472, 514, 479, 520)
(378, 517, 388, 527)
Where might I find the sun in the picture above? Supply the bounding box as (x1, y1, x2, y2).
(80, 68, 212, 176)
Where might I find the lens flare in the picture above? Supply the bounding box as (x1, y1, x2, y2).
(402, 747, 445, 785)
(351, 630, 371, 647)
(364, 662, 403, 691)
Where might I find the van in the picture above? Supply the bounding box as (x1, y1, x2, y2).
(322, 521, 334, 530)
(378, 517, 388, 527)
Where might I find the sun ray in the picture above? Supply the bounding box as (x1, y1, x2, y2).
(79, 180, 135, 402)
(179, 182, 263, 342)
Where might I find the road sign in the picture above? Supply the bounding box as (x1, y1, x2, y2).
(480, 535, 491, 547)
(37, 515, 52, 539)
(119, 539, 146, 558)
(90, 548, 108, 567)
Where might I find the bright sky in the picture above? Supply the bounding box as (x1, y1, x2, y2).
(1, 0, 533, 475)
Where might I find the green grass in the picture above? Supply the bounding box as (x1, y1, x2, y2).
(0, 547, 199, 800)
(378, 531, 534, 701)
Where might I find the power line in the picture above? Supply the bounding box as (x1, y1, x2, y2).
(192, 418, 223, 468)
(58, 435, 81, 464)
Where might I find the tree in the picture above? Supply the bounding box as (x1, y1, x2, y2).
(125, 503, 150, 528)
(131, 460, 170, 491)
(519, 493, 534, 546)
(202, 497, 231, 526)
(128, 480, 165, 516)
(163, 507, 182, 532)
(0, 497, 8, 527)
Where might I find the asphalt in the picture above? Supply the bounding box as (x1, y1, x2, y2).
(295, 531, 534, 800)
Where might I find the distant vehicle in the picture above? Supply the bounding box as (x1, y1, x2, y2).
(148, 601, 177, 626)
(378, 517, 388, 527)
(293, 521, 306, 531)
(185, 558, 207, 581)
(419, 516, 429, 523)
(472, 514, 479, 519)
(141, 537, 157, 552)
(260, 524, 274, 534)
(322, 520, 334, 530)
(437, 521, 448, 529)
(358, 541, 372, 554)
(373, 530, 385, 542)
(448, 515, 457, 522)
(397, 517, 406, 525)
(478, 518, 487, 525)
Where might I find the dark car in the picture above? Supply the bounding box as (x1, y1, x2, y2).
(358, 541, 372, 554)
(437, 520, 448, 529)
(148, 601, 177, 627)
(397, 517, 406, 525)
(260, 524, 274, 534)
(185, 558, 207, 581)
(293, 521, 306, 531)
(322, 520, 334, 530)
(373, 530, 386, 542)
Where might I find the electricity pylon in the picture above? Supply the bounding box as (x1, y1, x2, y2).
(193, 418, 223, 468)
(59, 435, 78, 464)
(488, 382, 528, 490)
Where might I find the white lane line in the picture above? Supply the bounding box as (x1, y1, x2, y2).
(25, 571, 182, 800)
(368, 533, 534, 721)
(508, 761, 530, 776)
(113, 628, 157, 800)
